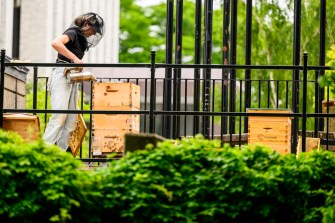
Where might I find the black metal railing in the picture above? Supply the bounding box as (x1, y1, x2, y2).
(1, 49, 335, 161)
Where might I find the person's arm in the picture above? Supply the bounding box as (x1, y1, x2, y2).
(51, 35, 83, 64)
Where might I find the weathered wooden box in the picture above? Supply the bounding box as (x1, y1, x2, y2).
(296, 136, 320, 156)
(69, 114, 87, 157)
(3, 113, 40, 141)
(4, 74, 26, 109)
(124, 133, 166, 154)
(322, 99, 335, 132)
(2, 56, 29, 109)
(92, 82, 140, 109)
(92, 129, 139, 156)
(247, 109, 293, 154)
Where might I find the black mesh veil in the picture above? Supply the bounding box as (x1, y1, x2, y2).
(70, 12, 104, 50)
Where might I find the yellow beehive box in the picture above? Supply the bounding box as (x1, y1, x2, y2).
(92, 106, 140, 132)
(91, 129, 139, 156)
(92, 114, 140, 132)
(247, 109, 293, 154)
(92, 82, 140, 109)
(3, 113, 40, 141)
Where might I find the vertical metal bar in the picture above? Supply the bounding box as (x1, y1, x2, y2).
(314, 71, 319, 136)
(80, 83, 84, 158)
(144, 79, 148, 132)
(33, 66, 38, 114)
(193, 0, 201, 136)
(291, 0, 302, 154)
(44, 78, 48, 130)
(173, 68, 177, 136)
(173, 0, 183, 139)
(211, 79, 215, 139)
(150, 51, 156, 133)
(184, 79, 187, 137)
(163, 0, 174, 138)
(302, 52, 308, 152)
(286, 81, 289, 108)
(230, 0, 238, 134)
(326, 86, 330, 150)
(267, 80, 271, 108)
(154, 79, 157, 127)
(317, 0, 326, 134)
(222, 0, 230, 135)
(244, 0, 252, 133)
(80, 84, 84, 109)
(202, 0, 213, 139)
(0, 49, 6, 128)
(239, 79, 242, 146)
(276, 81, 279, 108)
(258, 80, 261, 108)
(89, 82, 93, 158)
(220, 78, 224, 143)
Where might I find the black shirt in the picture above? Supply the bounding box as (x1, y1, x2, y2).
(57, 27, 88, 63)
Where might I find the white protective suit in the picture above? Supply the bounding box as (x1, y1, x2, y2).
(43, 67, 79, 150)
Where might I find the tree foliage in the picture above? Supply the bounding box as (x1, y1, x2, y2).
(120, 0, 335, 131)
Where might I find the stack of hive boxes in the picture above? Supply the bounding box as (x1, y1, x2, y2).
(91, 82, 140, 157)
(2, 57, 41, 142)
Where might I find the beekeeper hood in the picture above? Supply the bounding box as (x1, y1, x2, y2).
(71, 12, 104, 49)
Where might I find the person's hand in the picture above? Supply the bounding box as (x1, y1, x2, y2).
(73, 58, 83, 64)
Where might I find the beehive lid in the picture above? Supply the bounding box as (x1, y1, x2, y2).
(1, 55, 29, 82)
(3, 113, 38, 119)
(246, 108, 293, 113)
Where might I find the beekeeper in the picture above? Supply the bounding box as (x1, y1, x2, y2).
(43, 12, 104, 150)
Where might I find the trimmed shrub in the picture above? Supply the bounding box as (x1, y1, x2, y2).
(0, 130, 100, 223)
(97, 135, 335, 223)
(1, 131, 335, 222)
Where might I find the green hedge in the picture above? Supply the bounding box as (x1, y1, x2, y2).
(97, 136, 335, 222)
(0, 130, 100, 223)
(0, 131, 334, 222)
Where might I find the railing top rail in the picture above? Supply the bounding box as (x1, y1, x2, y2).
(4, 62, 333, 71)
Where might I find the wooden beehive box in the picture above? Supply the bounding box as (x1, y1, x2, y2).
(319, 132, 335, 152)
(92, 129, 139, 156)
(92, 82, 140, 109)
(296, 136, 320, 156)
(2, 57, 29, 109)
(247, 109, 293, 154)
(92, 108, 140, 132)
(3, 113, 40, 141)
(69, 114, 87, 157)
(4, 74, 26, 109)
(322, 99, 335, 132)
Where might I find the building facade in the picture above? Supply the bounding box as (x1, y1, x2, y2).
(1, 0, 120, 76)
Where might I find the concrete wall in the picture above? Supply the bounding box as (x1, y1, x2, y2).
(0, 0, 14, 56)
(20, 0, 119, 64)
(1, 0, 120, 76)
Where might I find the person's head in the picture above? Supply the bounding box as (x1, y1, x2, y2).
(72, 12, 104, 49)
(80, 21, 97, 37)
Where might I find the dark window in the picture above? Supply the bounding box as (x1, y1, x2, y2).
(12, 0, 21, 59)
